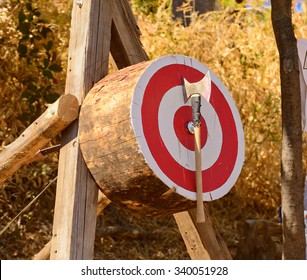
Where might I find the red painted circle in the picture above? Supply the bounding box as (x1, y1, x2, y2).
(173, 106, 207, 151)
(141, 64, 238, 193)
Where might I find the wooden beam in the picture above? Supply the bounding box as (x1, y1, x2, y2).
(174, 207, 232, 260)
(0, 94, 78, 185)
(50, 0, 112, 259)
(110, 0, 148, 68)
(189, 207, 232, 259)
(174, 211, 211, 260)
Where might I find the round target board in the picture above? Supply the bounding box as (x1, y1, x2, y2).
(131, 55, 244, 201)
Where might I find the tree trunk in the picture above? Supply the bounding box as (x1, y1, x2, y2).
(271, 0, 306, 259)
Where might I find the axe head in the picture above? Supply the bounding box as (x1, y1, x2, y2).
(183, 71, 211, 103)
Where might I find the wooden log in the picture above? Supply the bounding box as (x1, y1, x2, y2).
(79, 61, 196, 216)
(0, 94, 79, 185)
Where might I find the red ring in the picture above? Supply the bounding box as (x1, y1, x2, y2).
(173, 106, 207, 151)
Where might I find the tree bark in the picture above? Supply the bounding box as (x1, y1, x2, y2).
(271, 0, 306, 259)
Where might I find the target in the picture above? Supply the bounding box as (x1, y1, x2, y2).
(131, 55, 244, 201)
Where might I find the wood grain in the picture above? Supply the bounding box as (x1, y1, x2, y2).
(0, 94, 78, 185)
(110, 0, 148, 68)
(50, 0, 112, 260)
(174, 207, 232, 260)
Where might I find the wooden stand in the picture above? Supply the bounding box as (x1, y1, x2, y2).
(0, 0, 231, 260)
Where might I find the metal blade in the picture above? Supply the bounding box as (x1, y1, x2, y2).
(183, 71, 211, 102)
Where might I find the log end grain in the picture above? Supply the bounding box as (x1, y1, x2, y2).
(57, 94, 79, 123)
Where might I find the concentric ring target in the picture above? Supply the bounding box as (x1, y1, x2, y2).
(131, 55, 244, 201)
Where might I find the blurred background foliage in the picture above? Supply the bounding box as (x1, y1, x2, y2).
(0, 0, 307, 259)
(0, 0, 71, 259)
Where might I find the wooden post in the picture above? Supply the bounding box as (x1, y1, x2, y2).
(34, 191, 110, 260)
(174, 207, 232, 260)
(50, 0, 112, 259)
(174, 211, 211, 260)
(109, 0, 149, 67)
(0, 94, 79, 185)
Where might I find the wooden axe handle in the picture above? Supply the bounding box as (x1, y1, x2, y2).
(194, 125, 206, 223)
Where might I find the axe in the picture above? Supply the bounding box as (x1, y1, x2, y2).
(183, 72, 211, 223)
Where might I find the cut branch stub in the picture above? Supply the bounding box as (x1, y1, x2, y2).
(0, 94, 79, 185)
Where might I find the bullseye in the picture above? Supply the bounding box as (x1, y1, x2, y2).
(173, 106, 207, 151)
(158, 85, 223, 172)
